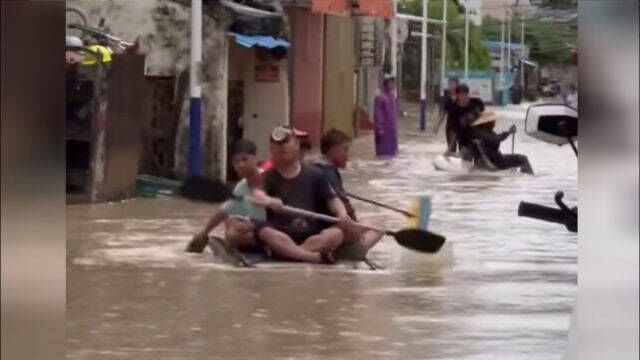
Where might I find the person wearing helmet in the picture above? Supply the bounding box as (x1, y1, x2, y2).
(82, 45, 113, 65)
(65, 36, 85, 65)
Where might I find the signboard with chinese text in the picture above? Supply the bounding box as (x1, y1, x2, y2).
(255, 64, 280, 82)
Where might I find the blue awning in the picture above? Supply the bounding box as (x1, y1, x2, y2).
(228, 32, 290, 49)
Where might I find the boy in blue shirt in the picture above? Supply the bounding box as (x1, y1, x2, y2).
(187, 140, 265, 253)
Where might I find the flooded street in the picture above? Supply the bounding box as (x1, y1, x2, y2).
(67, 104, 577, 359)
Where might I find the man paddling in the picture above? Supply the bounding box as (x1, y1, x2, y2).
(260, 126, 311, 171)
(311, 129, 384, 250)
(187, 140, 266, 253)
(252, 125, 356, 264)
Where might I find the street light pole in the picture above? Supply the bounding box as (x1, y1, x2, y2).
(499, 2, 505, 100)
(507, 8, 512, 74)
(520, 10, 525, 89)
(440, 0, 448, 92)
(189, 0, 202, 177)
(391, 0, 398, 77)
(419, 0, 429, 132)
(464, 1, 469, 80)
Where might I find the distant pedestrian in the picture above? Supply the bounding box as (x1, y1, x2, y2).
(373, 75, 399, 157)
(566, 84, 578, 109)
(441, 77, 460, 153)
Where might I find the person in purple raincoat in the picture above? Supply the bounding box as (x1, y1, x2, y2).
(373, 75, 399, 157)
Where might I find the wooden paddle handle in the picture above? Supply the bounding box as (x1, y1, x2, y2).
(279, 205, 388, 234)
(238, 195, 388, 234)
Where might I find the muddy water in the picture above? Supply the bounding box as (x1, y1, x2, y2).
(67, 105, 577, 359)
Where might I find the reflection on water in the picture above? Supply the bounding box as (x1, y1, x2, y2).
(67, 105, 577, 359)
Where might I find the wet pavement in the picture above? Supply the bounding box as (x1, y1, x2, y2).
(67, 103, 577, 359)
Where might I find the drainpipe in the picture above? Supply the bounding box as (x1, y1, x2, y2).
(189, 0, 202, 177)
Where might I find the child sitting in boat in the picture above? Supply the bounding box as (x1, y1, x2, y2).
(311, 129, 384, 252)
(186, 140, 266, 253)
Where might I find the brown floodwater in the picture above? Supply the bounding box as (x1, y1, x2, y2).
(67, 105, 577, 359)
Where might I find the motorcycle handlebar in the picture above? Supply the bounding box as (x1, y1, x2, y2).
(518, 201, 568, 225)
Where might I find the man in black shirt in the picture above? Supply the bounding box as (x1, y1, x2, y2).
(312, 129, 385, 250)
(447, 84, 486, 158)
(253, 126, 354, 263)
(440, 77, 460, 153)
(312, 129, 356, 220)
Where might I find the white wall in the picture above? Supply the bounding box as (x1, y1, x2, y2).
(241, 50, 290, 161)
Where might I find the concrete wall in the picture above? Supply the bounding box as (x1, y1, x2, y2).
(288, 7, 325, 147)
(67, 0, 229, 180)
(323, 15, 356, 138)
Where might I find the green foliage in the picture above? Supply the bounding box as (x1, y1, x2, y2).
(398, 0, 492, 71)
(480, 15, 576, 65)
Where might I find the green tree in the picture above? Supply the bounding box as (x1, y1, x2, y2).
(398, 0, 492, 71)
(480, 15, 576, 65)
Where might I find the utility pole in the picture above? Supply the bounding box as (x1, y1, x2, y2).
(520, 1, 525, 89)
(189, 0, 202, 177)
